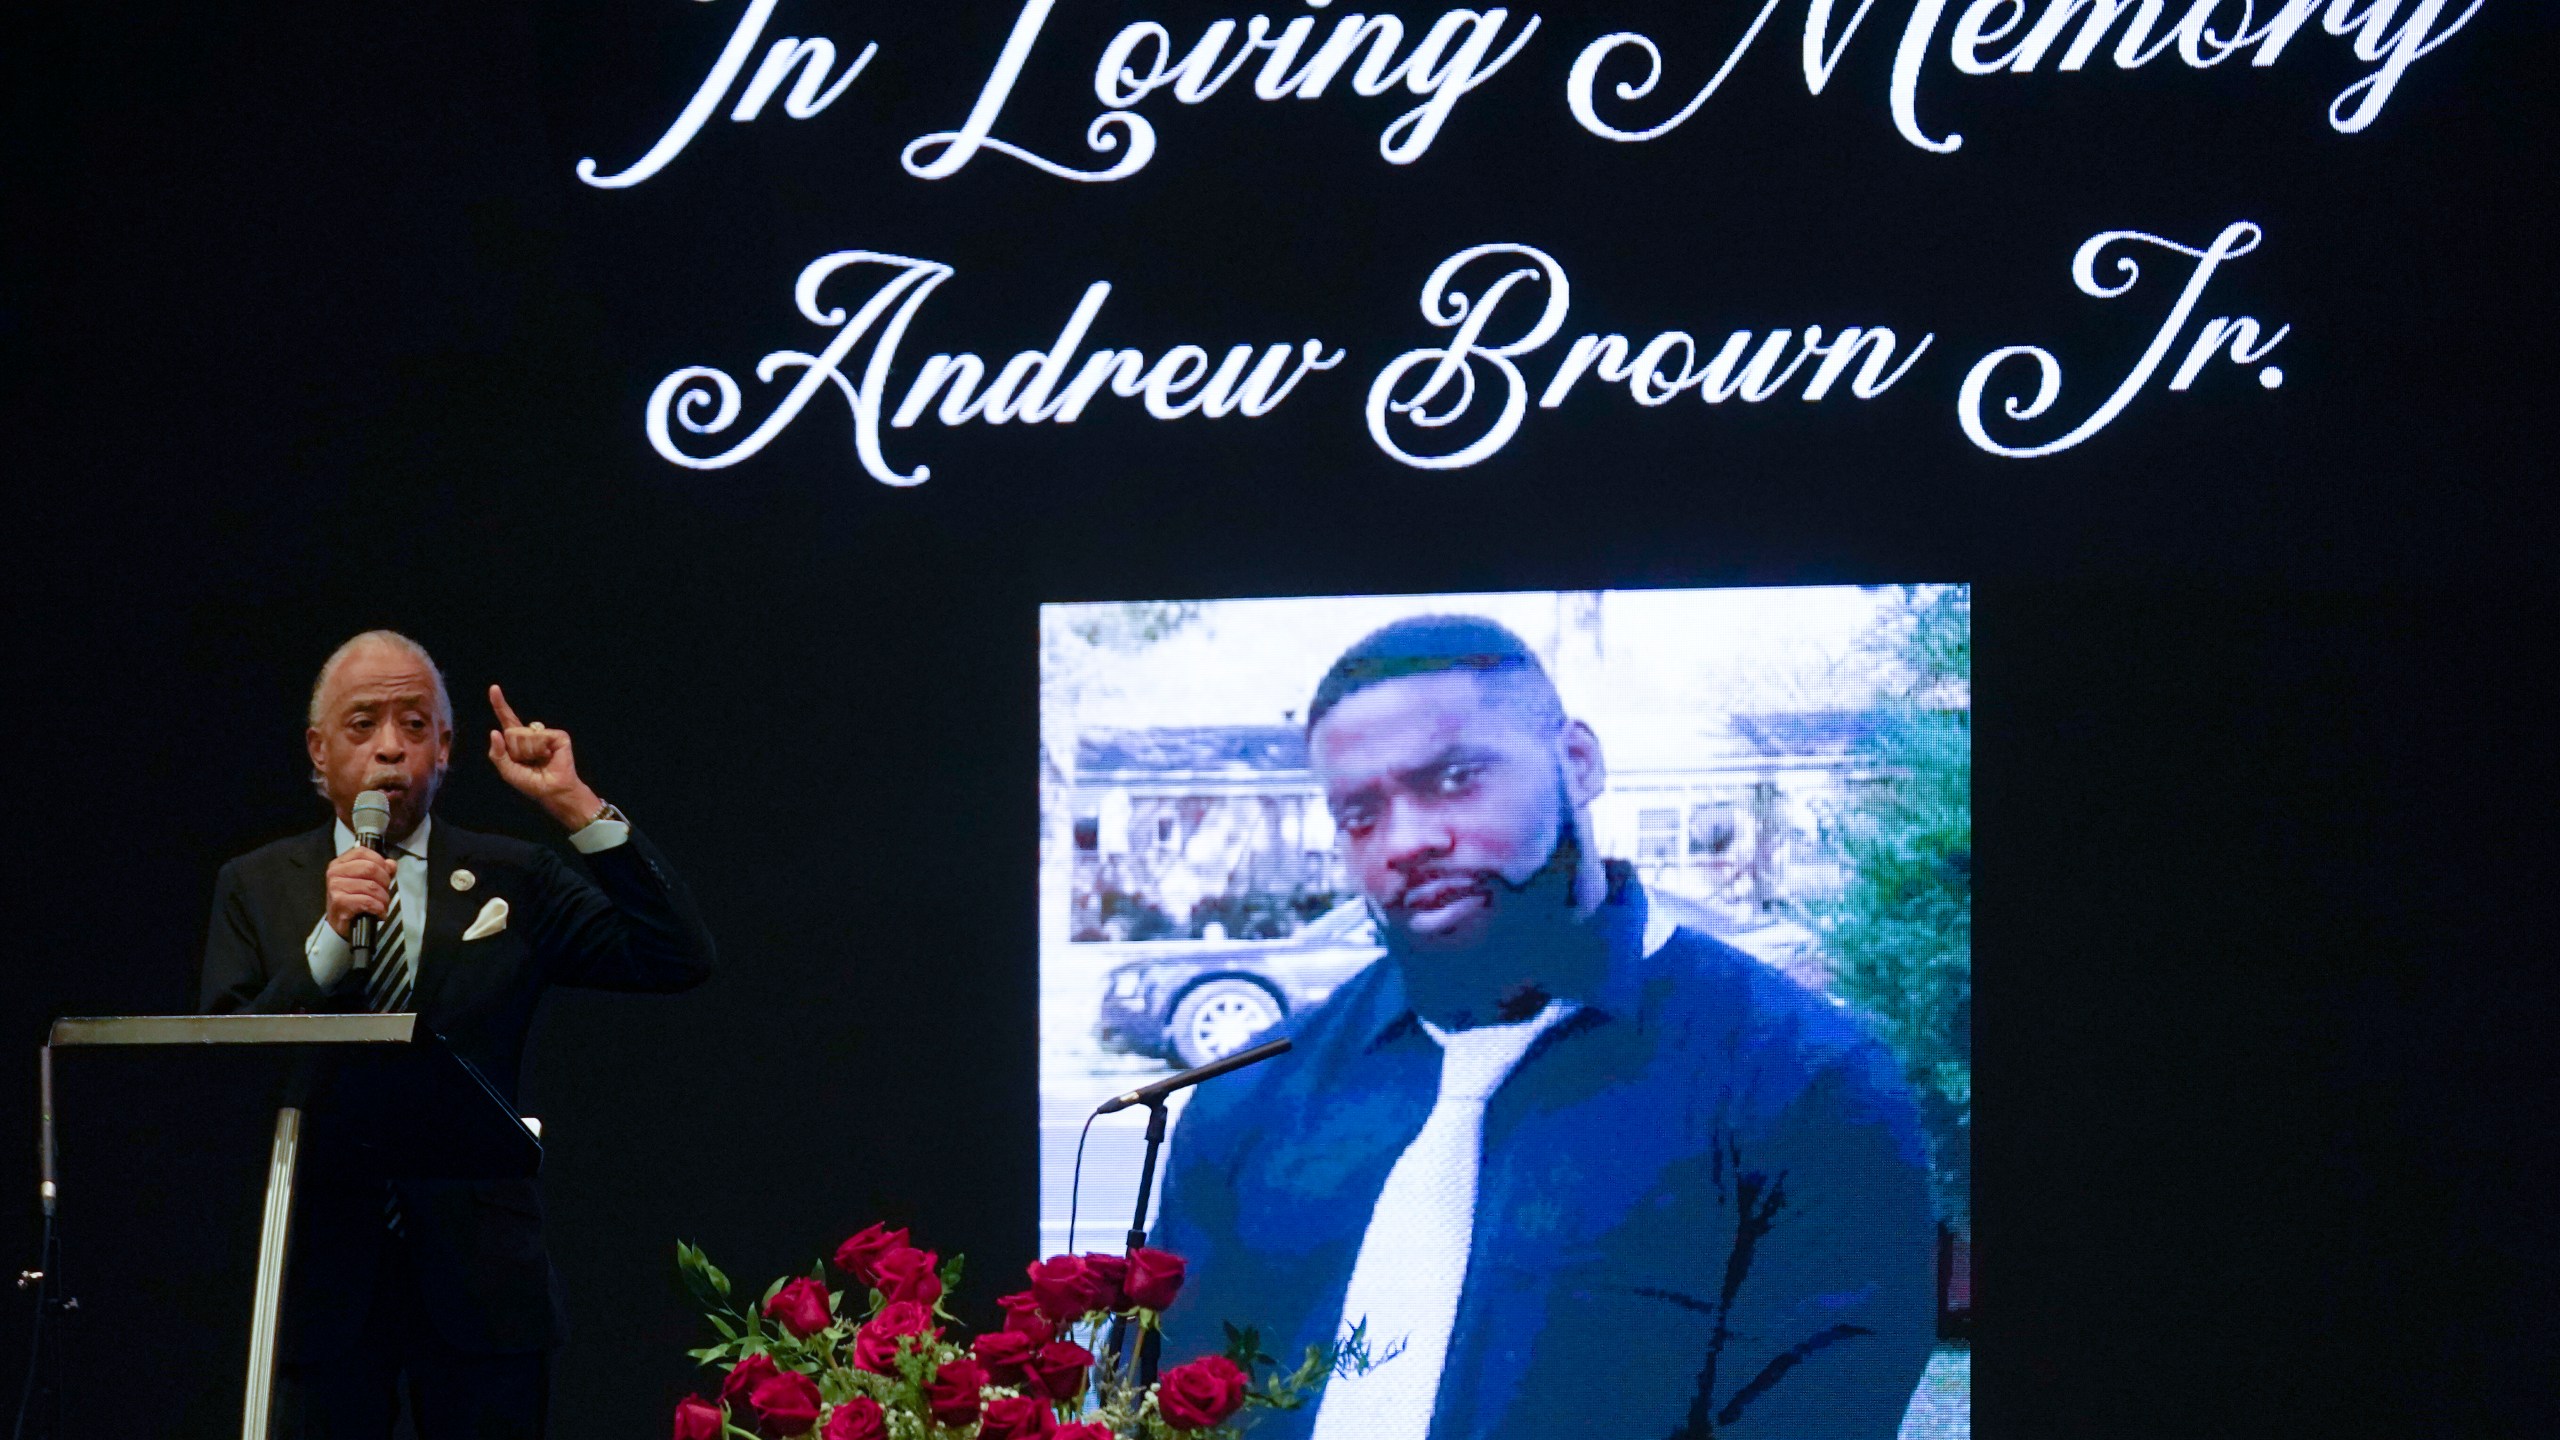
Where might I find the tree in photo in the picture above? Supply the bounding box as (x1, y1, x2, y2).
(1806, 585, 1972, 1233)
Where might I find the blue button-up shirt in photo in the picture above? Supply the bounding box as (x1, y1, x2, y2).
(1152, 869, 1939, 1440)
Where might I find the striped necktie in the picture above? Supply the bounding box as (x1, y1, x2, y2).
(1309, 1000, 1574, 1440)
(363, 847, 417, 1236)
(363, 849, 414, 1014)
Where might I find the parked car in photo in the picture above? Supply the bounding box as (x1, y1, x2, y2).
(1092, 899, 1382, 1068)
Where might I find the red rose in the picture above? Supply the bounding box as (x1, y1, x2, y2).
(871, 1246, 943, 1305)
(764, 1277, 833, 1338)
(1077, 1252, 1130, 1310)
(748, 1370, 823, 1437)
(1155, 1355, 1248, 1430)
(977, 1394, 1057, 1440)
(853, 1300, 938, 1374)
(996, 1290, 1055, 1343)
(924, 1355, 989, 1427)
(722, 1353, 781, 1410)
(822, 1396, 886, 1440)
(972, 1328, 1035, 1386)
(873, 1298, 936, 1337)
(1123, 1248, 1186, 1311)
(1025, 1339, 1095, 1403)
(1055, 1425, 1119, 1440)
(673, 1395, 723, 1440)
(832, 1223, 910, 1286)
(1026, 1256, 1094, 1323)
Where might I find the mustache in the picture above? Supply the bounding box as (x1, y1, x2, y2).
(1381, 865, 1488, 901)
(1381, 861, 1562, 909)
(360, 764, 446, 796)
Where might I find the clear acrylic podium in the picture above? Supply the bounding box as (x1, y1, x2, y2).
(44, 1013, 541, 1440)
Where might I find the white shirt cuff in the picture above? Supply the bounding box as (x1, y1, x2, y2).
(306, 916, 354, 991)
(567, 816, 631, 854)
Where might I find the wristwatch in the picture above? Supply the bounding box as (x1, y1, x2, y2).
(587, 799, 628, 828)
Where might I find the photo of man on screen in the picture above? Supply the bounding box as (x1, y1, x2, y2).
(1151, 614, 1939, 1440)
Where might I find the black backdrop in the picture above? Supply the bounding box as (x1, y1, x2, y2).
(5, 1, 2556, 1435)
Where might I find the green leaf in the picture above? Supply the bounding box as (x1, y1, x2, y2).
(1220, 1322, 1274, 1376)
(710, 1314, 740, 1341)
(939, 1253, 967, 1292)
(678, 1242, 729, 1312)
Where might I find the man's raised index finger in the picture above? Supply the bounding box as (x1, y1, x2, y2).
(489, 684, 526, 731)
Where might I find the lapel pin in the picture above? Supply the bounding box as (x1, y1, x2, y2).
(451, 868, 476, 892)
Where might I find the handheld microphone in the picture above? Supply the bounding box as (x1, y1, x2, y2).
(1095, 1036, 1292, 1116)
(349, 789, 392, 972)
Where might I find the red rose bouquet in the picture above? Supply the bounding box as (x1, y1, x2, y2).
(668, 1229, 1391, 1440)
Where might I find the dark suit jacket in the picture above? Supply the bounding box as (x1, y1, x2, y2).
(199, 817, 716, 1358)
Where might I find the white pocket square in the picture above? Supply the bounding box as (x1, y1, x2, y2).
(462, 896, 510, 942)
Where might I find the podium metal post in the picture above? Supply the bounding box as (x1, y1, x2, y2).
(241, 1105, 302, 1440)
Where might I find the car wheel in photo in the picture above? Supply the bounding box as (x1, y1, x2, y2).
(1167, 978, 1285, 1069)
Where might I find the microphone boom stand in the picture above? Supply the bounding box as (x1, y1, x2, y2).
(1089, 1036, 1290, 1394)
(1103, 1098, 1168, 1388)
(15, 1044, 72, 1440)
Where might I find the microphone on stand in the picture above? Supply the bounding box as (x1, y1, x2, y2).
(1095, 1036, 1292, 1116)
(349, 789, 392, 973)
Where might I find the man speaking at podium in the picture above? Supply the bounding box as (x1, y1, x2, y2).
(199, 630, 717, 1439)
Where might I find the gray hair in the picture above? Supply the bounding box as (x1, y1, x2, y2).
(307, 630, 452, 800)
(307, 630, 453, 730)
